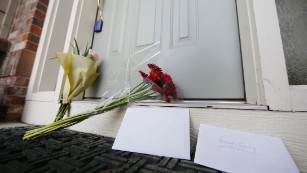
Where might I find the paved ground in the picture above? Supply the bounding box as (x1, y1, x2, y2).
(0, 126, 221, 173)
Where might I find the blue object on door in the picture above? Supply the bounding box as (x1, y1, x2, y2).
(94, 20, 103, 32)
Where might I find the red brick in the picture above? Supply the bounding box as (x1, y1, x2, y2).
(3, 113, 21, 122)
(22, 33, 30, 41)
(0, 77, 12, 86)
(32, 17, 44, 28)
(7, 105, 24, 115)
(39, 0, 49, 6)
(8, 25, 32, 43)
(8, 96, 25, 105)
(30, 25, 42, 36)
(0, 95, 8, 105)
(14, 77, 30, 86)
(36, 2, 47, 13)
(0, 76, 29, 86)
(25, 41, 38, 52)
(0, 50, 22, 77)
(35, 9, 46, 21)
(16, 49, 36, 77)
(20, 25, 33, 37)
(21, 33, 40, 45)
(0, 86, 7, 95)
(29, 33, 40, 44)
(6, 86, 27, 96)
(0, 79, 6, 86)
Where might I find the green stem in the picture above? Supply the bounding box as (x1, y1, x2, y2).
(23, 83, 158, 140)
(54, 103, 70, 122)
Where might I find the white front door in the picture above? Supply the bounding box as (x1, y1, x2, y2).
(86, 0, 244, 99)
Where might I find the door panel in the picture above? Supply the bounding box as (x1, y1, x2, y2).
(86, 0, 244, 99)
(159, 0, 244, 99)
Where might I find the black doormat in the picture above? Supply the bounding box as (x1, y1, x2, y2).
(0, 126, 221, 173)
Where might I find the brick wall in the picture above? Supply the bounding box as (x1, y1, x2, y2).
(0, 0, 49, 121)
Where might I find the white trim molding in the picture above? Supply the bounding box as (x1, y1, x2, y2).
(240, 0, 307, 111)
(252, 0, 292, 111)
(236, 0, 266, 105)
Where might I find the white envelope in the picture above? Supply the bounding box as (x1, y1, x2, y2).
(112, 107, 190, 160)
(194, 125, 299, 173)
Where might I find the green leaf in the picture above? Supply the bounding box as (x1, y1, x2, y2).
(74, 38, 80, 55)
(83, 43, 89, 57)
(71, 43, 77, 54)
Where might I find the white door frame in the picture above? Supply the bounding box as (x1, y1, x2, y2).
(238, 0, 307, 111)
(23, 0, 97, 124)
(23, 0, 307, 125)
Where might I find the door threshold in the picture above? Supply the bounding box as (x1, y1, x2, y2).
(133, 100, 268, 110)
